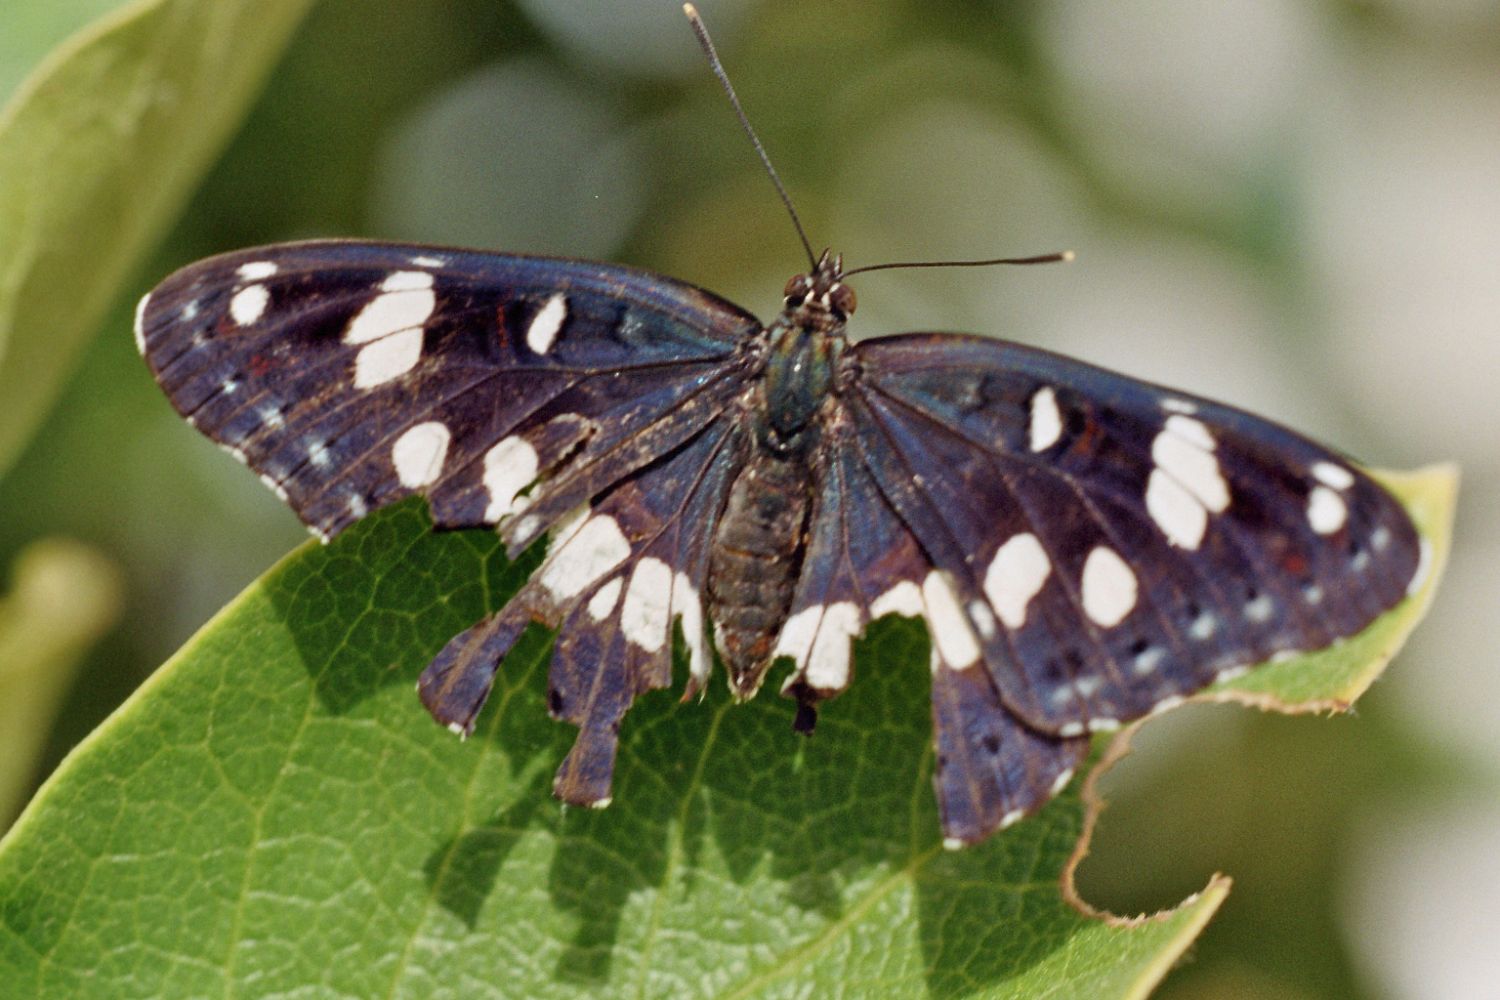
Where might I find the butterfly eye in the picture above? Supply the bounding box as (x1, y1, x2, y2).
(783, 275, 810, 303)
(829, 283, 856, 317)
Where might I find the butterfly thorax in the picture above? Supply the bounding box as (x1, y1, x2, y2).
(708, 253, 855, 699)
(759, 250, 852, 449)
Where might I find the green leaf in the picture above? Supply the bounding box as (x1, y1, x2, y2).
(0, 0, 314, 480)
(0, 467, 1454, 998)
(0, 539, 122, 824)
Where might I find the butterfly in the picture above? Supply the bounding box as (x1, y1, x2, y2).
(134, 234, 1427, 846)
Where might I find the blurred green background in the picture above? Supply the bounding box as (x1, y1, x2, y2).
(1, 1, 1496, 997)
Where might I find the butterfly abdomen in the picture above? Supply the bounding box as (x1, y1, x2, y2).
(708, 447, 813, 698)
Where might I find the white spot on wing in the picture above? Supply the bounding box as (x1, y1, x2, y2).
(353, 327, 423, 388)
(870, 580, 923, 619)
(587, 577, 622, 622)
(512, 514, 542, 546)
(1080, 546, 1137, 627)
(343, 272, 436, 345)
(1162, 398, 1197, 415)
(922, 571, 981, 669)
(673, 572, 708, 684)
(391, 421, 451, 488)
(806, 602, 863, 690)
(410, 255, 446, 268)
(236, 261, 278, 281)
(1028, 386, 1063, 452)
(229, 284, 270, 326)
(258, 404, 284, 430)
(776, 602, 862, 691)
(538, 514, 630, 600)
(1306, 485, 1348, 534)
(984, 532, 1050, 629)
(1244, 593, 1274, 622)
(380, 270, 436, 293)
(773, 605, 820, 666)
(1165, 414, 1214, 449)
(526, 293, 568, 355)
(1153, 416, 1228, 510)
(1312, 461, 1355, 490)
(1145, 414, 1229, 550)
(1146, 468, 1209, 550)
(133, 293, 150, 354)
(1133, 645, 1165, 675)
(622, 557, 673, 653)
(306, 440, 330, 468)
(258, 473, 288, 501)
(482, 436, 539, 522)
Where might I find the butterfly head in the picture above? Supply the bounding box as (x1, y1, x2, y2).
(781, 249, 856, 333)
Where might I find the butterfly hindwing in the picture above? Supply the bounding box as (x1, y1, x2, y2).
(772, 424, 1089, 843)
(848, 333, 1425, 737)
(419, 418, 746, 804)
(136, 240, 759, 545)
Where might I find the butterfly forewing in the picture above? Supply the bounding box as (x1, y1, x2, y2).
(136, 240, 759, 544)
(848, 334, 1424, 737)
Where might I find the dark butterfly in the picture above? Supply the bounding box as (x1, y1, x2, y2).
(135, 237, 1427, 846)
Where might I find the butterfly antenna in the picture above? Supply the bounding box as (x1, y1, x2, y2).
(842, 250, 1076, 278)
(684, 3, 818, 271)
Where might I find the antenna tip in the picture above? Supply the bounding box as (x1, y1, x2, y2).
(1060, 250, 1076, 262)
(683, 2, 698, 17)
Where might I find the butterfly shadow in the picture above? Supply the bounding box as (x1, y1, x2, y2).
(427, 612, 1094, 994)
(278, 501, 540, 717)
(270, 506, 1096, 993)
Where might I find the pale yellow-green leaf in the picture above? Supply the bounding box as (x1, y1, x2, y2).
(0, 539, 121, 823)
(0, 0, 314, 478)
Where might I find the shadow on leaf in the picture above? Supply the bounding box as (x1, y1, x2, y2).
(270, 502, 1096, 995)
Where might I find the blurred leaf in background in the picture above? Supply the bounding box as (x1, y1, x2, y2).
(0, 1, 1495, 998)
(0, 0, 313, 830)
(0, 540, 121, 821)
